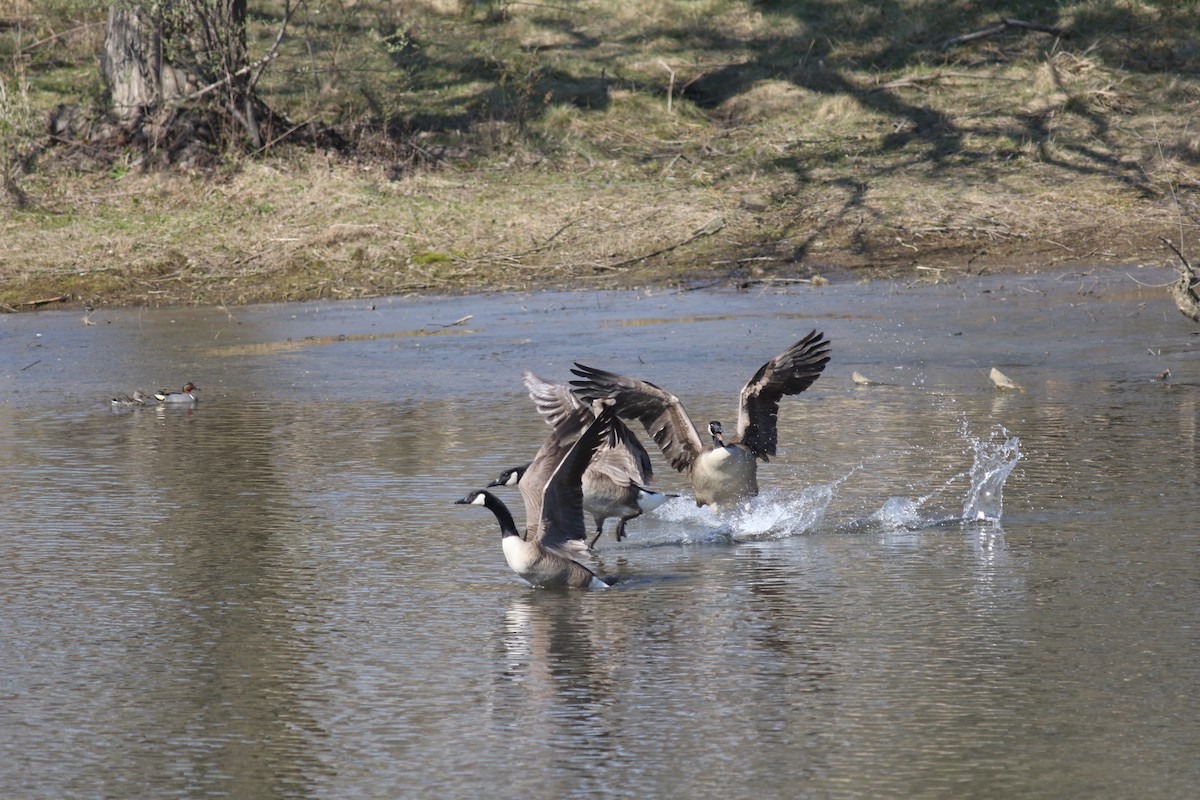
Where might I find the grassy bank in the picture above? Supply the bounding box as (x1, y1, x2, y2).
(2, 0, 1199, 309)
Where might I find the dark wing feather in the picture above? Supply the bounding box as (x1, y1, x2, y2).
(587, 419, 654, 485)
(525, 370, 653, 484)
(736, 330, 831, 460)
(535, 404, 619, 557)
(524, 371, 590, 432)
(570, 363, 706, 474)
(519, 404, 593, 541)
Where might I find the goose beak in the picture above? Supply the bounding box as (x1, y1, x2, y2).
(709, 421, 724, 447)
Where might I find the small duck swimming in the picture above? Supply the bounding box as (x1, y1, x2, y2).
(110, 390, 151, 407)
(155, 383, 199, 405)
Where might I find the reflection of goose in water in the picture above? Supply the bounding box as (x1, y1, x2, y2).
(571, 330, 831, 511)
(494, 594, 623, 759)
(489, 371, 675, 547)
(457, 405, 619, 589)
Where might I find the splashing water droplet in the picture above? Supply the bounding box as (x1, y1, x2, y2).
(870, 496, 924, 530)
(961, 425, 1022, 522)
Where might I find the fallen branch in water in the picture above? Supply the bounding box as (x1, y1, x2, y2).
(1160, 236, 1200, 323)
(17, 295, 69, 307)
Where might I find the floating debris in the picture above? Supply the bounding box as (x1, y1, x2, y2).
(990, 367, 1024, 392)
(1160, 236, 1200, 323)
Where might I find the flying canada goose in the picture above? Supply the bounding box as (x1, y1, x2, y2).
(457, 403, 621, 589)
(489, 372, 676, 547)
(570, 330, 831, 510)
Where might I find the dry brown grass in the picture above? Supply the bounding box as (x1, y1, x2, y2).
(3, 0, 1200, 309)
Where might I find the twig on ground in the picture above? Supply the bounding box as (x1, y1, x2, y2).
(19, 22, 104, 54)
(659, 60, 675, 114)
(870, 71, 1024, 92)
(941, 18, 1074, 50)
(605, 217, 725, 270)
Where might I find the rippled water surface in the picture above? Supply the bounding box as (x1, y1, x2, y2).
(2, 271, 1197, 799)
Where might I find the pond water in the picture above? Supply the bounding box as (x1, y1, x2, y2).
(1, 269, 1197, 799)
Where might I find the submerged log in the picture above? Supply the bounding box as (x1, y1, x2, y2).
(1159, 237, 1200, 324)
(1172, 262, 1200, 323)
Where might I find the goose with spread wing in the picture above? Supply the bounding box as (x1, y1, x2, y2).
(457, 403, 620, 589)
(489, 372, 675, 546)
(570, 330, 831, 510)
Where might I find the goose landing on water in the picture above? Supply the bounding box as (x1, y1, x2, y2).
(490, 462, 673, 548)
(571, 330, 832, 511)
(489, 371, 677, 547)
(458, 404, 621, 589)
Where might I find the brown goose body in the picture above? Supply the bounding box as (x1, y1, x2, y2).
(571, 330, 831, 511)
(489, 372, 675, 546)
(458, 404, 620, 589)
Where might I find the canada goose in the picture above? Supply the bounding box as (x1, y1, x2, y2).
(570, 330, 831, 510)
(155, 383, 199, 404)
(457, 404, 620, 589)
(488, 372, 675, 547)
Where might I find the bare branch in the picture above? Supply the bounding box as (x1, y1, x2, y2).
(941, 18, 1074, 50)
(250, 0, 301, 92)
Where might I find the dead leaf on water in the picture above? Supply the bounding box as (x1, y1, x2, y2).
(990, 367, 1025, 392)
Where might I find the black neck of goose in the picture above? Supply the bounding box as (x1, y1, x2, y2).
(482, 492, 521, 538)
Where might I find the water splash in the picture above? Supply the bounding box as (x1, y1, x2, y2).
(836, 422, 1023, 534)
(727, 483, 834, 542)
(634, 424, 1021, 544)
(961, 424, 1022, 522)
(869, 496, 925, 530)
(647, 480, 838, 544)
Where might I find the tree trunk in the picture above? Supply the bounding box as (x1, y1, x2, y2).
(101, 5, 156, 125)
(98, 1, 270, 159)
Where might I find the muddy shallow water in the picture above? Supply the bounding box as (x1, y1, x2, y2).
(1, 269, 1197, 798)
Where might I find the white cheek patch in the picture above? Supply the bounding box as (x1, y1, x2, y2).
(506, 473, 520, 486)
(471, 493, 487, 506)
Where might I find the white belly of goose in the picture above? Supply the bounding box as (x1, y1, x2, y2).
(500, 536, 608, 589)
(501, 536, 542, 578)
(692, 446, 759, 509)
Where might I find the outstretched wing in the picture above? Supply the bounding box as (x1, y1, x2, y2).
(571, 364, 707, 475)
(519, 403, 593, 541)
(587, 418, 654, 485)
(737, 330, 831, 460)
(524, 371, 591, 433)
(535, 404, 620, 560)
(527, 370, 653, 485)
